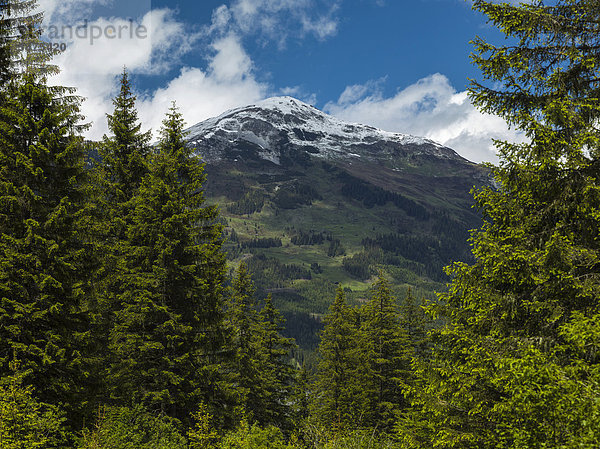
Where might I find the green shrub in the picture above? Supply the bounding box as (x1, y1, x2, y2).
(220, 420, 290, 448)
(77, 405, 186, 449)
(0, 368, 68, 449)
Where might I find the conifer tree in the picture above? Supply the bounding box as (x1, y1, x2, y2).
(398, 288, 429, 358)
(100, 69, 151, 205)
(226, 266, 297, 428)
(106, 102, 227, 422)
(359, 275, 411, 432)
(90, 70, 152, 409)
(0, 0, 59, 82)
(226, 263, 267, 424)
(0, 362, 68, 448)
(257, 294, 296, 428)
(399, 1, 600, 447)
(290, 364, 310, 423)
(313, 287, 362, 429)
(94, 69, 152, 303)
(0, 2, 12, 84)
(0, 71, 91, 425)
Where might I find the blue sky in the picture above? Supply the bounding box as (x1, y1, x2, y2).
(146, 0, 498, 97)
(39, 0, 522, 162)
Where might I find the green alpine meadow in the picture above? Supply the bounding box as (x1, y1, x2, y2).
(1, 0, 600, 447)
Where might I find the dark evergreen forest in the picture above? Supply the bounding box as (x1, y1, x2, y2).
(2, 0, 600, 447)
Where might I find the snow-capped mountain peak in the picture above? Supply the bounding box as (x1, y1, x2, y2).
(185, 96, 467, 167)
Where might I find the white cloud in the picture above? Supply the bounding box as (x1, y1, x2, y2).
(40, 0, 514, 166)
(324, 74, 525, 163)
(41, 0, 341, 140)
(136, 34, 267, 136)
(207, 0, 340, 45)
(37, 0, 107, 25)
(48, 8, 197, 139)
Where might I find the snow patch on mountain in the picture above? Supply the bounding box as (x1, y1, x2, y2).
(185, 96, 467, 165)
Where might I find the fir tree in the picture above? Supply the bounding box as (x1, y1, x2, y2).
(0, 71, 91, 426)
(0, 0, 59, 81)
(100, 69, 151, 204)
(226, 263, 265, 423)
(106, 102, 227, 422)
(398, 288, 429, 358)
(313, 287, 362, 429)
(359, 275, 411, 432)
(399, 1, 600, 447)
(257, 294, 296, 429)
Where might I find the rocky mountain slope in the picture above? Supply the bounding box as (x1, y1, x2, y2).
(186, 96, 474, 171)
(184, 97, 487, 357)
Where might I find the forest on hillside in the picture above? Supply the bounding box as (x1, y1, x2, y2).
(2, 0, 600, 448)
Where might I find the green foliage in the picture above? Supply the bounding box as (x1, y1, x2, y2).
(227, 263, 262, 418)
(77, 405, 187, 449)
(0, 0, 61, 81)
(313, 287, 363, 429)
(291, 230, 325, 246)
(99, 69, 151, 203)
(0, 2, 12, 84)
(362, 231, 471, 282)
(106, 102, 227, 421)
(245, 254, 312, 289)
(227, 190, 265, 215)
(258, 294, 296, 428)
(0, 364, 68, 449)
(398, 1, 600, 447)
(326, 239, 345, 257)
(226, 265, 296, 428)
(300, 425, 398, 449)
(342, 248, 383, 280)
(220, 421, 290, 449)
(272, 182, 321, 210)
(242, 237, 283, 249)
(0, 72, 91, 424)
(358, 275, 411, 431)
(188, 403, 220, 449)
(338, 171, 428, 220)
(398, 288, 429, 358)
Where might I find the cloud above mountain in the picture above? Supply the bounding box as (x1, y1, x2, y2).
(207, 0, 341, 45)
(37, 0, 519, 163)
(40, 0, 339, 139)
(325, 74, 525, 163)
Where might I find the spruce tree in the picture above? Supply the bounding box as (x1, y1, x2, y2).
(398, 1, 600, 447)
(100, 69, 151, 204)
(226, 263, 266, 423)
(0, 2, 12, 84)
(398, 288, 429, 358)
(0, 0, 59, 81)
(0, 72, 91, 425)
(313, 287, 362, 429)
(359, 275, 411, 432)
(226, 266, 297, 428)
(90, 69, 152, 409)
(290, 363, 310, 424)
(106, 102, 227, 422)
(257, 294, 296, 428)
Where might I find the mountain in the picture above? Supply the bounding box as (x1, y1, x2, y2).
(184, 96, 487, 358)
(186, 96, 468, 169)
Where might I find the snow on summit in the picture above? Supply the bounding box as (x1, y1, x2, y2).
(185, 96, 467, 165)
